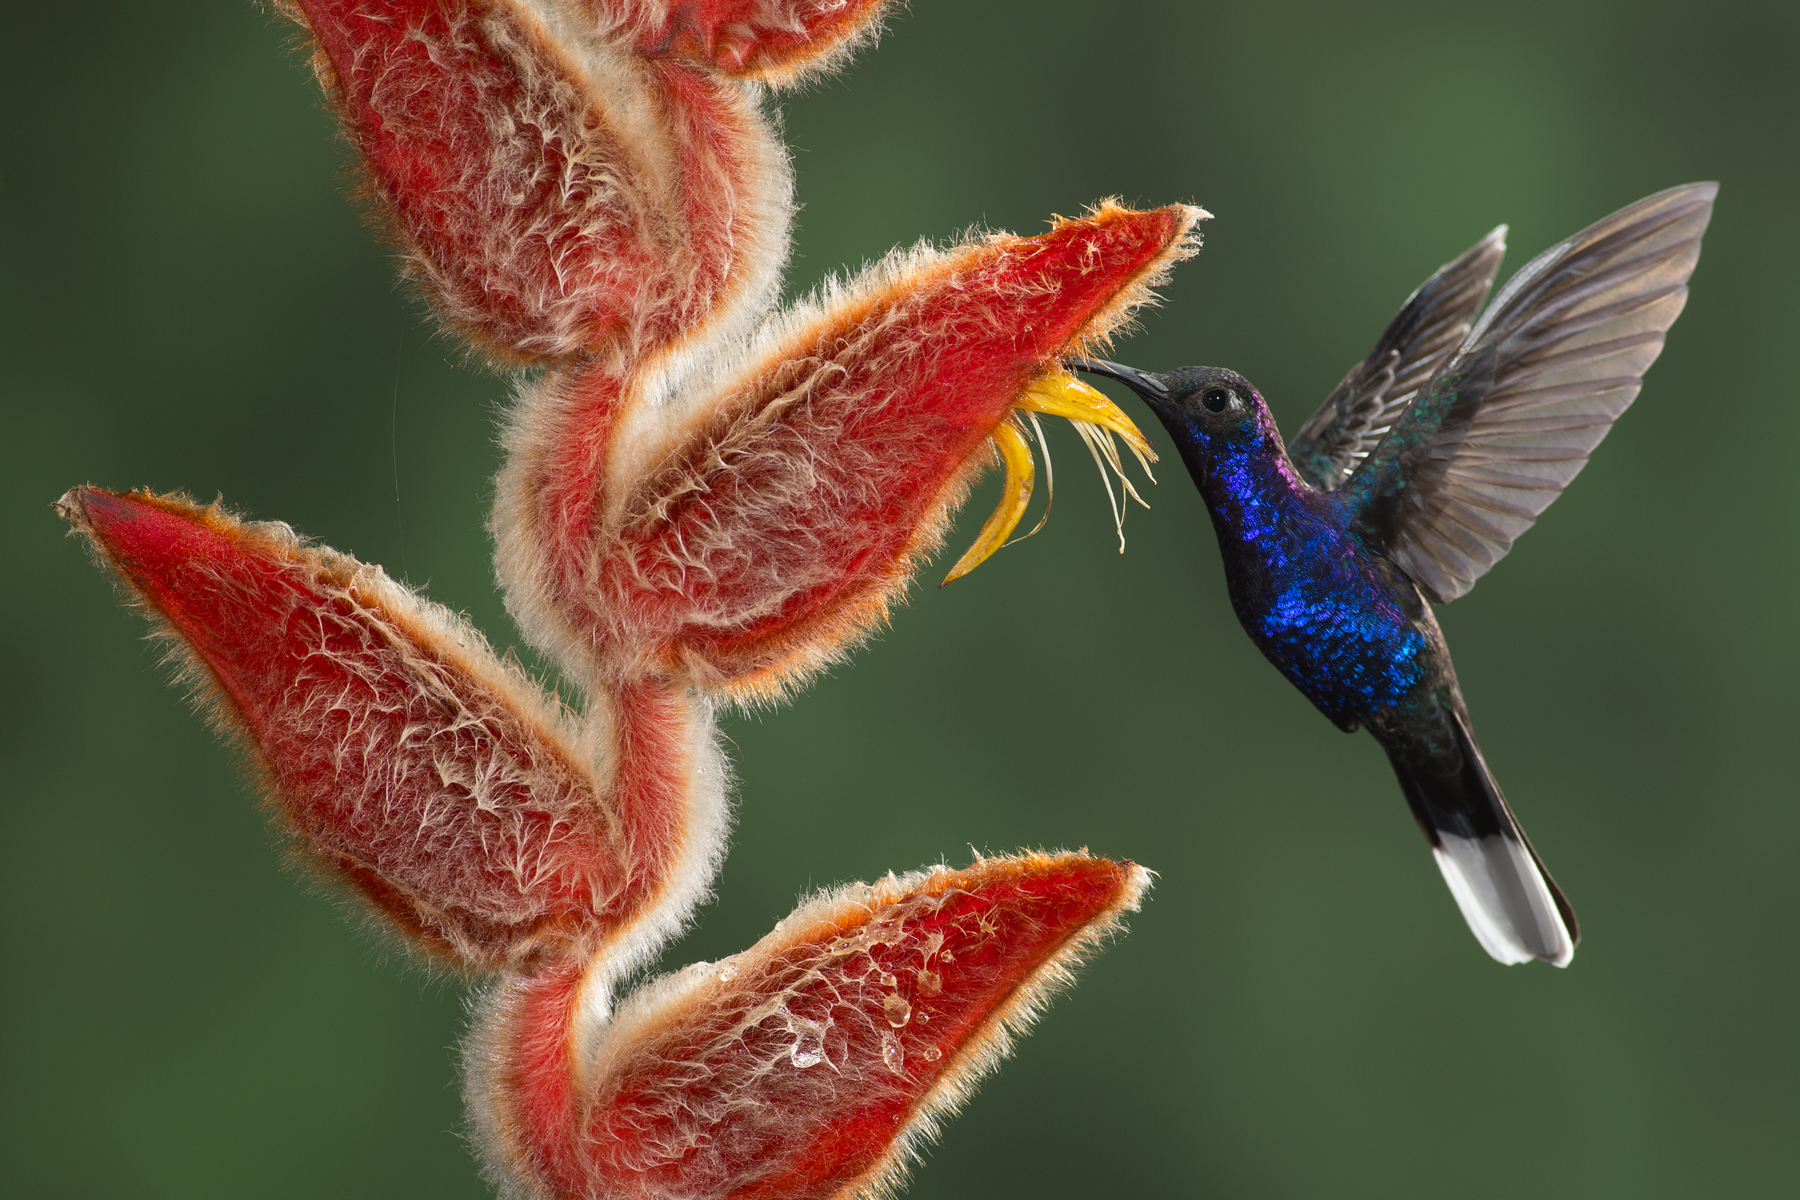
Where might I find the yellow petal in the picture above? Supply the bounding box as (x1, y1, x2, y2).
(1016, 369, 1157, 462)
(941, 419, 1035, 586)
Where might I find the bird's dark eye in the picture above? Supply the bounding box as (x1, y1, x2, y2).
(1201, 387, 1232, 413)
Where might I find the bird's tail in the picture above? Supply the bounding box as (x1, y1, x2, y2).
(1385, 714, 1579, 966)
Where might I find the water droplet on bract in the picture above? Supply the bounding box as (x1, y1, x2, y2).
(883, 992, 911, 1028)
(717, 963, 738, 983)
(876, 972, 894, 987)
(881, 1033, 905, 1073)
(923, 1046, 941, 1062)
(781, 1004, 828, 1070)
(916, 969, 941, 994)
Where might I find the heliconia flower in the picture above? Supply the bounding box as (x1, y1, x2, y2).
(65, 2, 1196, 1195)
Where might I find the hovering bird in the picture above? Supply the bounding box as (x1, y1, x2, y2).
(1073, 183, 1716, 966)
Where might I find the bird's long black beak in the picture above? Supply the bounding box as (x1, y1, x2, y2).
(1065, 357, 1171, 409)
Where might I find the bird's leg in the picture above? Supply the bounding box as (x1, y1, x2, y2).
(64, 2, 1198, 1195)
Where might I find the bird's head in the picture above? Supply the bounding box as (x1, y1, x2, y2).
(1069, 358, 1275, 472)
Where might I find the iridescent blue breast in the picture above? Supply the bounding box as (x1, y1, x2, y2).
(1212, 477, 1431, 726)
(1245, 549, 1430, 722)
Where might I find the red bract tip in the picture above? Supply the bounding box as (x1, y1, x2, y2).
(471, 852, 1149, 1200)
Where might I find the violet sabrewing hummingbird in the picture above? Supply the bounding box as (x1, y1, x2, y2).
(1073, 183, 1716, 966)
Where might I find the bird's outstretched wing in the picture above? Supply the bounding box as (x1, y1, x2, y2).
(1288, 227, 1508, 489)
(1339, 183, 1716, 603)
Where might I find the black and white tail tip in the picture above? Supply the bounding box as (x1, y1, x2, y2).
(1392, 714, 1580, 967)
(1431, 831, 1576, 967)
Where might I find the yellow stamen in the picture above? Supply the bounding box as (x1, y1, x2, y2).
(1030, 367, 1157, 551)
(940, 417, 1035, 586)
(1016, 370, 1157, 465)
(942, 367, 1162, 584)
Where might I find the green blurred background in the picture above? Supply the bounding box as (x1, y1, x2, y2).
(4, 1, 1796, 1196)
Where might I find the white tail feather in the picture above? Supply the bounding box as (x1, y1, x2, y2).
(1432, 834, 1575, 967)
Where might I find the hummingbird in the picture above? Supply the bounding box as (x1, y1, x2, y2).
(1073, 183, 1716, 966)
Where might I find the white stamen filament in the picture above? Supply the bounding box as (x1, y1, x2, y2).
(1068, 418, 1153, 552)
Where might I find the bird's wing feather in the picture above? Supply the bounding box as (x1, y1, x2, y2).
(1288, 228, 1507, 489)
(1338, 183, 1716, 602)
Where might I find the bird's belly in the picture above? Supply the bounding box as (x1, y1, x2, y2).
(1233, 566, 1430, 728)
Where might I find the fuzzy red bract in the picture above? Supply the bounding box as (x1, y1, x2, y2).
(471, 855, 1147, 1200)
(289, 0, 787, 362)
(621, 0, 892, 79)
(63, 487, 722, 969)
(516, 205, 1193, 697)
